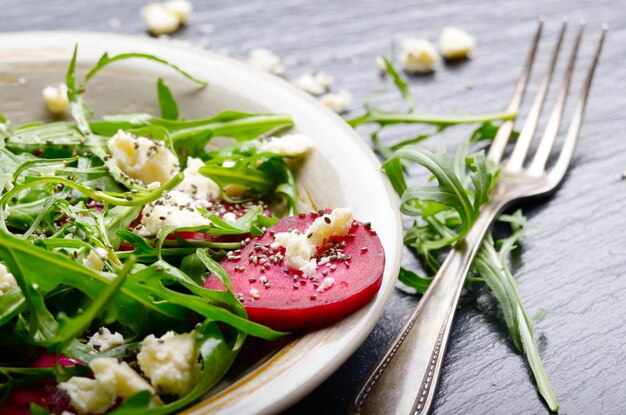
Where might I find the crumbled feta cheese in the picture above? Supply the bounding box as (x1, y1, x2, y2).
(42, 84, 70, 114)
(316, 276, 335, 292)
(222, 212, 237, 223)
(0, 123, 7, 134)
(314, 72, 334, 90)
(82, 250, 105, 271)
(250, 288, 260, 299)
(141, 3, 181, 35)
(439, 27, 476, 59)
(320, 90, 352, 114)
(375, 55, 388, 73)
(258, 133, 314, 156)
(137, 190, 211, 236)
(247, 48, 286, 77)
(137, 331, 200, 396)
(89, 357, 160, 405)
(58, 377, 114, 415)
(61, 411, 76, 415)
(295, 72, 333, 96)
(88, 327, 124, 351)
(164, 0, 193, 23)
(0, 263, 17, 293)
(399, 38, 439, 74)
(222, 159, 236, 168)
(271, 231, 317, 276)
(306, 208, 354, 248)
(107, 130, 179, 185)
(176, 157, 221, 201)
(272, 208, 354, 278)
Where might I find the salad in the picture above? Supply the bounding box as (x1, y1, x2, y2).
(0, 47, 385, 414)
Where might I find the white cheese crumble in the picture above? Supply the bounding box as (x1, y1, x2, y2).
(176, 157, 221, 202)
(90, 357, 160, 404)
(376, 55, 388, 73)
(141, 3, 181, 35)
(306, 207, 354, 248)
(258, 133, 314, 156)
(137, 190, 211, 236)
(222, 212, 237, 223)
(164, 0, 193, 23)
(317, 276, 335, 292)
(439, 27, 476, 59)
(0, 123, 7, 134)
(107, 130, 180, 186)
(295, 72, 333, 96)
(250, 288, 260, 299)
(272, 208, 354, 278)
(399, 38, 439, 74)
(42, 84, 70, 114)
(247, 48, 286, 77)
(0, 263, 17, 293)
(320, 90, 352, 114)
(58, 377, 114, 415)
(137, 331, 200, 396)
(60, 358, 160, 414)
(82, 248, 107, 271)
(88, 327, 124, 351)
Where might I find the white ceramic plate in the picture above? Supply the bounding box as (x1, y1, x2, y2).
(0, 32, 402, 415)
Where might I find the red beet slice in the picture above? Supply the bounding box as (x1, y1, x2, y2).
(0, 352, 77, 415)
(203, 211, 385, 331)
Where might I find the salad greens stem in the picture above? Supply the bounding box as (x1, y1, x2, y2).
(349, 110, 517, 128)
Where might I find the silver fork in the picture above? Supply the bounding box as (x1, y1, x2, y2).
(349, 18, 607, 415)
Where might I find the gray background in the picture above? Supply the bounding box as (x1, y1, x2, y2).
(2, 0, 625, 414)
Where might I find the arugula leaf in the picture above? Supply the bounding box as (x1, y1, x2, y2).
(157, 78, 179, 120)
(473, 215, 558, 412)
(84, 52, 207, 87)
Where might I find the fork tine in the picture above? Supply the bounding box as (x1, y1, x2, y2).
(528, 21, 585, 175)
(550, 24, 608, 182)
(487, 18, 544, 163)
(505, 20, 568, 172)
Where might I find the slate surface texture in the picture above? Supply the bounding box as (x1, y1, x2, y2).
(2, 1, 625, 414)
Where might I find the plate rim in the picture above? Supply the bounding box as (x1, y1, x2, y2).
(0, 30, 403, 415)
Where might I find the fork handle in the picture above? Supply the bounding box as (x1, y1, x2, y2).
(349, 202, 503, 415)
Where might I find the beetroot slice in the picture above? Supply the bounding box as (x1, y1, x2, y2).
(203, 211, 385, 331)
(0, 352, 77, 415)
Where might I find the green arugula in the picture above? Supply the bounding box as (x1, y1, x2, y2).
(356, 57, 558, 411)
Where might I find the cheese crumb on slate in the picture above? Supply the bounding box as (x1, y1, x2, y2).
(399, 38, 439, 74)
(163, 0, 193, 22)
(42, 84, 70, 114)
(321, 90, 352, 114)
(247, 48, 286, 77)
(439, 27, 476, 59)
(141, 3, 181, 35)
(295, 72, 334, 96)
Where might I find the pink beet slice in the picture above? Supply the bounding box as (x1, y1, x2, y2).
(0, 352, 77, 415)
(203, 211, 385, 331)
